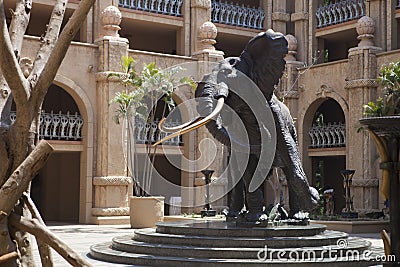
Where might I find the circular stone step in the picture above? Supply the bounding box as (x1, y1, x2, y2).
(111, 235, 371, 260)
(90, 241, 381, 267)
(134, 228, 348, 248)
(156, 221, 326, 238)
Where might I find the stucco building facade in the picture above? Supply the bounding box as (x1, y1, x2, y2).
(6, 0, 400, 224)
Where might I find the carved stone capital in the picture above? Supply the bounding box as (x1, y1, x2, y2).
(92, 207, 130, 216)
(345, 79, 379, 89)
(93, 176, 133, 186)
(191, 0, 211, 9)
(291, 12, 308, 22)
(272, 12, 290, 22)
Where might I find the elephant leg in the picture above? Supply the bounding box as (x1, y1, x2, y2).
(242, 154, 264, 220)
(276, 130, 319, 216)
(281, 166, 302, 216)
(228, 178, 245, 213)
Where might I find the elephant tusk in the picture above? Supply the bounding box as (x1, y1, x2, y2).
(153, 97, 225, 146)
(158, 117, 202, 133)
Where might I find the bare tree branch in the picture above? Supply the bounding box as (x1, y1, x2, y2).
(22, 193, 53, 267)
(0, 0, 32, 126)
(9, 0, 32, 60)
(9, 213, 92, 267)
(0, 1, 30, 106)
(0, 140, 53, 222)
(28, 0, 67, 89)
(32, 0, 96, 108)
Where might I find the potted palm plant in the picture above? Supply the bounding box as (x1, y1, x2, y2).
(359, 61, 400, 263)
(110, 56, 194, 228)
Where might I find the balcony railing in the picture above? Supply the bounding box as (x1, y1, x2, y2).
(10, 111, 83, 141)
(135, 119, 182, 146)
(211, 1, 265, 30)
(309, 122, 346, 148)
(397, 0, 400, 9)
(316, 0, 365, 28)
(118, 0, 183, 17)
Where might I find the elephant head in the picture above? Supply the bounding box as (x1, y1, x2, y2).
(155, 29, 288, 148)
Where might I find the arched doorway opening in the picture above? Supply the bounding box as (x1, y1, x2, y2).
(305, 98, 346, 215)
(31, 84, 82, 223)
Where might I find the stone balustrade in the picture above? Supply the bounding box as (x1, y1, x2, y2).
(316, 0, 365, 28)
(118, 0, 183, 16)
(135, 119, 182, 146)
(309, 122, 346, 148)
(10, 111, 83, 141)
(211, 1, 265, 30)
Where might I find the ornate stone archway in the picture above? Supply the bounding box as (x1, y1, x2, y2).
(53, 74, 95, 223)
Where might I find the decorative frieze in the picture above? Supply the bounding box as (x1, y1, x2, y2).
(344, 79, 379, 89)
(95, 71, 128, 82)
(351, 179, 379, 187)
(92, 207, 130, 216)
(93, 176, 133, 186)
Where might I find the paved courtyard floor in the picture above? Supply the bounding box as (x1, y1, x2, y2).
(31, 223, 385, 267)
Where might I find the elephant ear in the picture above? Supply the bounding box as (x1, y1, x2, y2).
(240, 29, 288, 100)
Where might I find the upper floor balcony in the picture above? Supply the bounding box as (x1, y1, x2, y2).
(316, 0, 365, 29)
(118, 0, 183, 17)
(10, 111, 83, 141)
(211, 1, 265, 30)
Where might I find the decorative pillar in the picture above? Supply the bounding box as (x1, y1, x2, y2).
(271, 0, 290, 34)
(187, 22, 227, 213)
(291, 1, 309, 63)
(282, 34, 303, 121)
(345, 16, 382, 213)
(93, 6, 133, 224)
(190, 0, 212, 56)
(366, 0, 387, 50)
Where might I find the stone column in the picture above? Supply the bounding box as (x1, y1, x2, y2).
(345, 16, 381, 213)
(291, 1, 309, 63)
(271, 0, 289, 34)
(366, 0, 387, 50)
(187, 22, 227, 213)
(282, 34, 303, 117)
(190, 0, 212, 56)
(92, 6, 133, 224)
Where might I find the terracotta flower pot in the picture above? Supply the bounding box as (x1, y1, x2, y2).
(129, 196, 164, 228)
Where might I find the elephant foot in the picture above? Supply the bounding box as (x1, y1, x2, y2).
(245, 211, 268, 222)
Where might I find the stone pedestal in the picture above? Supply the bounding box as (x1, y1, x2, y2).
(92, 176, 132, 225)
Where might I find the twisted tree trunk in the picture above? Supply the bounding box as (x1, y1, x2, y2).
(0, 0, 96, 265)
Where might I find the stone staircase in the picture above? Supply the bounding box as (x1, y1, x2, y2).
(90, 221, 384, 266)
